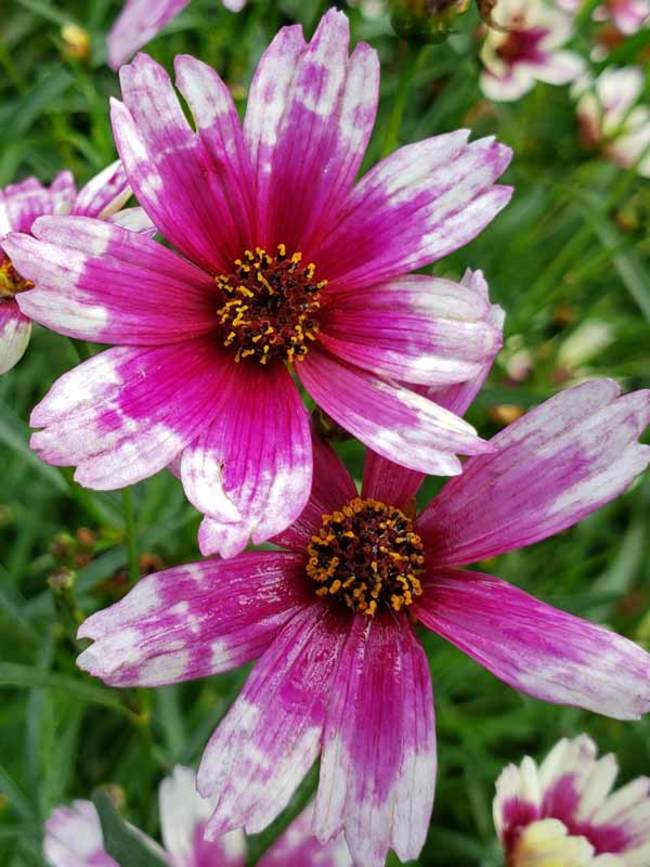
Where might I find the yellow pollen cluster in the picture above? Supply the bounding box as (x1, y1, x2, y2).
(306, 497, 425, 618)
(0, 256, 33, 300)
(215, 244, 325, 365)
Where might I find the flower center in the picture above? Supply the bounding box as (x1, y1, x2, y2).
(215, 245, 324, 365)
(496, 26, 547, 65)
(306, 497, 425, 618)
(0, 255, 33, 300)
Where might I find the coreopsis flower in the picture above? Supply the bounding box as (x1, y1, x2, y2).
(0, 163, 150, 375)
(494, 735, 650, 866)
(76, 365, 650, 867)
(108, 0, 247, 70)
(480, 0, 584, 101)
(44, 765, 350, 866)
(574, 67, 650, 178)
(4, 11, 512, 558)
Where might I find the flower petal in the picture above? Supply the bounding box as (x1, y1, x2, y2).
(415, 569, 650, 720)
(113, 53, 252, 272)
(108, 205, 156, 234)
(320, 273, 502, 386)
(71, 161, 132, 220)
(297, 346, 490, 477)
(29, 338, 228, 489)
(258, 802, 352, 867)
(314, 133, 512, 290)
(181, 361, 311, 557)
(43, 801, 117, 867)
(271, 432, 357, 552)
(107, 0, 191, 69)
(0, 171, 75, 235)
(5, 217, 217, 344)
(314, 616, 436, 867)
(198, 604, 346, 837)
(77, 551, 308, 687)
(417, 380, 650, 565)
(0, 300, 31, 374)
(244, 10, 379, 253)
(361, 269, 504, 508)
(159, 766, 246, 867)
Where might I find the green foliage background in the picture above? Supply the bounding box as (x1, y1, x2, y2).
(1, 0, 649, 864)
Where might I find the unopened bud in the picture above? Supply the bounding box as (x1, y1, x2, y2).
(61, 23, 91, 62)
(389, 0, 471, 42)
(48, 567, 76, 593)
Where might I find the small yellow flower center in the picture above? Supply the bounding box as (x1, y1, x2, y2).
(0, 255, 33, 300)
(215, 245, 324, 365)
(306, 497, 425, 618)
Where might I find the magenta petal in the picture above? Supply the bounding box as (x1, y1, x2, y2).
(244, 9, 379, 252)
(258, 802, 352, 867)
(272, 432, 357, 551)
(320, 273, 502, 386)
(5, 218, 217, 344)
(71, 161, 132, 220)
(113, 54, 252, 272)
(361, 269, 504, 508)
(198, 605, 346, 837)
(180, 362, 312, 557)
(0, 299, 31, 374)
(314, 617, 436, 867)
(417, 380, 650, 565)
(158, 766, 247, 867)
(315, 133, 512, 290)
(29, 339, 228, 489)
(43, 801, 118, 867)
(0, 171, 75, 235)
(107, 0, 191, 69)
(415, 569, 650, 720)
(77, 551, 307, 687)
(298, 346, 490, 477)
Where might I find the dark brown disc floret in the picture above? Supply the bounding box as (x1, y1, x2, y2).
(306, 497, 425, 618)
(215, 245, 325, 365)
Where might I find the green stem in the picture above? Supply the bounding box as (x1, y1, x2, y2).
(381, 41, 422, 157)
(122, 488, 139, 585)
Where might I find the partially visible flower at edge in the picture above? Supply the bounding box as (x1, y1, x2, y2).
(0, 162, 152, 375)
(594, 0, 650, 35)
(573, 67, 650, 178)
(4, 10, 512, 558)
(44, 764, 351, 866)
(480, 0, 584, 102)
(75, 343, 650, 867)
(494, 735, 650, 866)
(107, 0, 247, 70)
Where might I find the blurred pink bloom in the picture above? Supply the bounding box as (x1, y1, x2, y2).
(494, 735, 650, 866)
(77, 361, 650, 867)
(108, 0, 247, 70)
(43, 765, 350, 867)
(480, 0, 584, 101)
(574, 67, 650, 177)
(594, 0, 649, 34)
(5, 11, 512, 557)
(0, 163, 150, 375)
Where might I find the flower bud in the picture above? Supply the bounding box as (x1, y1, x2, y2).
(389, 0, 471, 42)
(61, 23, 91, 62)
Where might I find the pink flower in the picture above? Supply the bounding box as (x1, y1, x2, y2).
(76, 369, 650, 867)
(0, 163, 150, 375)
(574, 67, 650, 177)
(108, 0, 247, 70)
(4, 11, 512, 557)
(494, 735, 650, 866)
(44, 765, 350, 866)
(480, 0, 584, 101)
(594, 0, 649, 35)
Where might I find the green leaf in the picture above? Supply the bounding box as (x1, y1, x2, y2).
(92, 791, 168, 867)
(0, 663, 129, 717)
